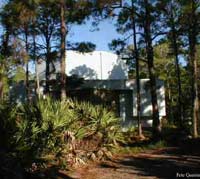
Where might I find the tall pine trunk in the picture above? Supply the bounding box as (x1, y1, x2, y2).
(144, 0, 161, 138)
(45, 39, 51, 95)
(189, 35, 199, 138)
(0, 28, 10, 101)
(25, 28, 29, 101)
(188, 1, 199, 138)
(131, 0, 143, 137)
(0, 79, 3, 101)
(170, 9, 183, 127)
(32, 26, 40, 98)
(193, 46, 199, 138)
(60, 0, 67, 100)
(2, 27, 10, 56)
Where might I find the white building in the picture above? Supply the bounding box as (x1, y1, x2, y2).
(38, 50, 166, 127)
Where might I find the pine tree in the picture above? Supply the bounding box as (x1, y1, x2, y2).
(163, 0, 184, 127)
(181, 0, 200, 138)
(137, 0, 166, 138)
(109, 0, 143, 137)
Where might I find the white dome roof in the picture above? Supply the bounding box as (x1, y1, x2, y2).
(66, 51, 128, 80)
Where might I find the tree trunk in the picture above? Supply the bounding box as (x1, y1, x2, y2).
(193, 47, 199, 138)
(45, 39, 51, 95)
(170, 10, 183, 127)
(33, 28, 40, 98)
(131, 0, 143, 138)
(2, 27, 10, 57)
(60, 0, 67, 100)
(0, 80, 3, 100)
(35, 60, 40, 98)
(144, 0, 161, 138)
(25, 28, 29, 102)
(189, 39, 199, 138)
(188, 1, 199, 138)
(166, 74, 173, 120)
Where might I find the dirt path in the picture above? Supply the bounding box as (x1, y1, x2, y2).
(65, 147, 200, 179)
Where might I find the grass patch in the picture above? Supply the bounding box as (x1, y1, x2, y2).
(114, 140, 167, 155)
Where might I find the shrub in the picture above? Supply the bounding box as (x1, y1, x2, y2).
(14, 97, 79, 158)
(0, 97, 124, 168)
(0, 100, 17, 149)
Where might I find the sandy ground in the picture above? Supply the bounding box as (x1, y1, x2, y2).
(64, 147, 200, 179)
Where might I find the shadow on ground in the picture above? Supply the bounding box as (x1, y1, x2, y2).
(99, 140, 200, 179)
(116, 151, 200, 178)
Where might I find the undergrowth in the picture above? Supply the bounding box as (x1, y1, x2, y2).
(115, 140, 167, 155)
(0, 97, 126, 177)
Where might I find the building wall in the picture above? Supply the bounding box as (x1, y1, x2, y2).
(79, 79, 166, 117)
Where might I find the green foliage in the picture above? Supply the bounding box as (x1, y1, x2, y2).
(0, 56, 9, 97)
(12, 67, 26, 82)
(72, 100, 123, 145)
(0, 97, 123, 166)
(13, 97, 77, 157)
(71, 42, 96, 53)
(116, 140, 167, 155)
(0, 100, 17, 149)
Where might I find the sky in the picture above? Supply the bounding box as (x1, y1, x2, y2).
(0, 1, 5, 7)
(68, 19, 121, 52)
(0, 2, 120, 52)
